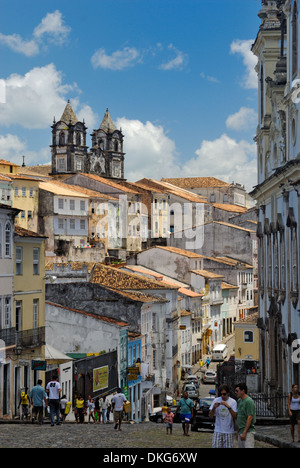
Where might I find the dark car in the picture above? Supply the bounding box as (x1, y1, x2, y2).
(191, 397, 215, 432)
(149, 406, 181, 424)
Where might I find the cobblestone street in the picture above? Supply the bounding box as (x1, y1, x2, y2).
(0, 421, 275, 449)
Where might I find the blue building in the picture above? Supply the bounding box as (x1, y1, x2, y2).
(128, 335, 143, 422)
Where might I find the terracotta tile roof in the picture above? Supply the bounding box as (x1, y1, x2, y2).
(0, 159, 19, 167)
(77, 173, 139, 194)
(20, 165, 52, 176)
(181, 309, 192, 316)
(91, 263, 179, 291)
(221, 282, 239, 290)
(44, 180, 117, 200)
(46, 301, 129, 327)
(149, 245, 205, 258)
(205, 256, 253, 269)
(39, 181, 90, 197)
(135, 178, 208, 203)
(108, 288, 168, 303)
(207, 221, 255, 233)
(212, 203, 248, 213)
(178, 287, 203, 297)
(191, 269, 224, 279)
(15, 225, 47, 238)
(161, 177, 229, 188)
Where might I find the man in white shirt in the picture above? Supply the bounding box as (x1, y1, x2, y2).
(111, 388, 127, 431)
(46, 375, 62, 427)
(209, 384, 237, 448)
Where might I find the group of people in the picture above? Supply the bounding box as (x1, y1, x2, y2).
(163, 383, 256, 448)
(75, 394, 111, 424)
(19, 377, 129, 431)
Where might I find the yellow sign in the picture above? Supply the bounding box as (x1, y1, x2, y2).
(93, 365, 108, 392)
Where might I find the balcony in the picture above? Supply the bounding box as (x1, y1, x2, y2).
(0, 326, 45, 350)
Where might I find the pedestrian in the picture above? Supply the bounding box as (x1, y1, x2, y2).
(177, 391, 194, 436)
(94, 397, 101, 423)
(209, 384, 237, 448)
(199, 360, 203, 370)
(101, 395, 109, 424)
(87, 395, 95, 423)
(46, 374, 62, 427)
(18, 388, 30, 421)
(107, 402, 111, 422)
(161, 402, 168, 422)
(288, 384, 300, 443)
(165, 406, 175, 435)
(206, 357, 211, 369)
(111, 388, 127, 431)
(60, 395, 68, 421)
(235, 383, 256, 448)
(30, 380, 47, 425)
(76, 394, 85, 424)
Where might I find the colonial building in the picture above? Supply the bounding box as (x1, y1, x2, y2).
(251, 0, 300, 394)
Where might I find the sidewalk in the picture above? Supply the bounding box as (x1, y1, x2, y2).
(255, 424, 300, 449)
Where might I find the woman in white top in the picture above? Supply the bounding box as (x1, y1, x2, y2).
(288, 384, 300, 443)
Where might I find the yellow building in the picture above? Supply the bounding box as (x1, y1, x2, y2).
(10, 175, 41, 232)
(234, 313, 259, 368)
(13, 225, 47, 415)
(0, 159, 19, 175)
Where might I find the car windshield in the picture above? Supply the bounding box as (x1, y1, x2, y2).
(200, 398, 214, 407)
(185, 385, 196, 390)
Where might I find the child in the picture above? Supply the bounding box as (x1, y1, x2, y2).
(165, 407, 175, 435)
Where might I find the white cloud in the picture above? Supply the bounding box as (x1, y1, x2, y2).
(183, 134, 257, 191)
(33, 10, 71, 44)
(226, 107, 257, 131)
(0, 33, 39, 57)
(115, 117, 257, 191)
(0, 64, 97, 130)
(200, 72, 220, 83)
(0, 134, 50, 166)
(159, 44, 188, 71)
(0, 10, 70, 56)
(116, 117, 181, 181)
(230, 39, 257, 89)
(91, 47, 140, 70)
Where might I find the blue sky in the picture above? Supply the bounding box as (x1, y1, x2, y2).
(0, 0, 261, 191)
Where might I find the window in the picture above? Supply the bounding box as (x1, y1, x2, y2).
(33, 248, 40, 275)
(29, 187, 34, 198)
(16, 246, 23, 275)
(244, 330, 254, 343)
(15, 301, 22, 332)
(5, 222, 11, 257)
(4, 297, 11, 328)
(14, 186, 19, 197)
(69, 219, 75, 230)
(58, 218, 64, 230)
(70, 200, 75, 210)
(21, 211, 25, 219)
(80, 219, 85, 230)
(58, 199, 64, 210)
(80, 200, 86, 211)
(33, 299, 39, 329)
(22, 187, 26, 197)
(28, 211, 32, 219)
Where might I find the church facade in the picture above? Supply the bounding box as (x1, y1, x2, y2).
(51, 102, 125, 180)
(251, 0, 300, 394)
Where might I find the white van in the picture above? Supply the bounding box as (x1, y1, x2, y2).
(212, 344, 228, 361)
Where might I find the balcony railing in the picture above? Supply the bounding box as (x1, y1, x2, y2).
(0, 326, 45, 350)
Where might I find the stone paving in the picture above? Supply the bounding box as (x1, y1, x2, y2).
(0, 421, 275, 449)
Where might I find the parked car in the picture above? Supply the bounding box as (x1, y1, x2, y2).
(202, 370, 217, 384)
(182, 383, 199, 399)
(149, 406, 181, 424)
(186, 375, 199, 388)
(191, 397, 215, 431)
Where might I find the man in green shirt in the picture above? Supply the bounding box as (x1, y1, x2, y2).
(235, 383, 256, 448)
(177, 391, 194, 436)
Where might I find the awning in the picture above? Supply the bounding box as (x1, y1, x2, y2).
(45, 344, 73, 364)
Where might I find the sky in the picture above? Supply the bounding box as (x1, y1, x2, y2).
(0, 0, 262, 192)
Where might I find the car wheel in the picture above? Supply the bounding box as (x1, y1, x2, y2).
(156, 416, 162, 424)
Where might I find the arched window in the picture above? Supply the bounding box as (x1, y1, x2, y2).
(5, 222, 11, 257)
